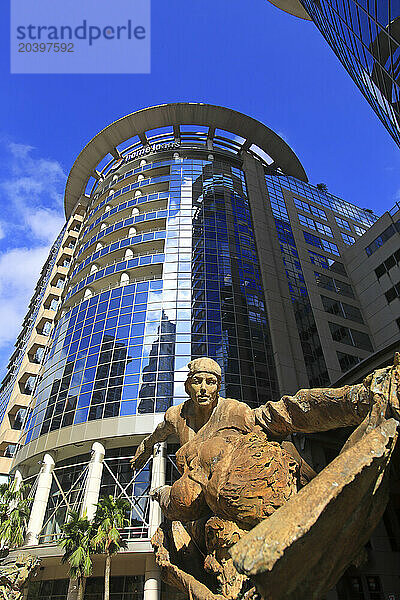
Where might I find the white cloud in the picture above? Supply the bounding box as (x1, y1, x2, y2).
(25, 208, 64, 244)
(0, 141, 66, 359)
(0, 247, 49, 348)
(1, 141, 66, 242)
(8, 142, 34, 160)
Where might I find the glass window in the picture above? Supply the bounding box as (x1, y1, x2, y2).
(309, 204, 327, 220)
(42, 321, 52, 335)
(314, 272, 354, 298)
(303, 232, 340, 256)
(365, 222, 399, 256)
(329, 323, 373, 352)
(385, 286, 398, 303)
(24, 375, 36, 394)
(321, 239, 340, 255)
(335, 216, 351, 231)
(349, 576, 364, 599)
(384, 255, 396, 270)
(354, 225, 366, 236)
(321, 296, 364, 323)
(333, 279, 354, 298)
(4, 444, 16, 458)
(322, 295, 342, 317)
(366, 576, 381, 593)
(375, 263, 386, 278)
(299, 214, 333, 237)
(308, 251, 346, 275)
(32, 347, 45, 364)
(337, 351, 361, 372)
(342, 303, 364, 324)
(49, 299, 58, 311)
(342, 232, 355, 245)
(330, 323, 353, 346)
(293, 197, 327, 220)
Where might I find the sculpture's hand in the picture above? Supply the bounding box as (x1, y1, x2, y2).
(362, 352, 400, 429)
(149, 486, 164, 502)
(150, 485, 171, 508)
(130, 440, 150, 471)
(131, 413, 175, 472)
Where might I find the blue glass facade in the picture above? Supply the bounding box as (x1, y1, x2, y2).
(24, 156, 278, 444)
(277, 0, 400, 147)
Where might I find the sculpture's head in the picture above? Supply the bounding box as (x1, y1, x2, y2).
(185, 357, 221, 408)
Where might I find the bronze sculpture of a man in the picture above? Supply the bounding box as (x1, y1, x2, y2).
(131, 356, 400, 600)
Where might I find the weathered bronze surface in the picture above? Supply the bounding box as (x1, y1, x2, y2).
(131, 355, 400, 600)
(0, 553, 40, 600)
(231, 418, 397, 600)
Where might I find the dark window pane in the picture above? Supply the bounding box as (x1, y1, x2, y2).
(375, 263, 386, 278)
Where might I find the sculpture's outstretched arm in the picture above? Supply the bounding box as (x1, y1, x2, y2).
(254, 382, 371, 439)
(255, 356, 400, 439)
(131, 410, 175, 470)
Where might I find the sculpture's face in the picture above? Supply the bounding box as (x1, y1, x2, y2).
(188, 372, 219, 407)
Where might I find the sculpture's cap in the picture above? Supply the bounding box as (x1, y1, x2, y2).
(187, 357, 222, 379)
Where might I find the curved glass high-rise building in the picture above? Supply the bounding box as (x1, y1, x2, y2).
(267, 0, 400, 147)
(2, 103, 399, 600)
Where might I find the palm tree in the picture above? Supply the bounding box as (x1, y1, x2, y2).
(0, 479, 31, 552)
(316, 182, 328, 193)
(59, 511, 93, 600)
(91, 496, 130, 600)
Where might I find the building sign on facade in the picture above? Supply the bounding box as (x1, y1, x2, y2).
(109, 141, 181, 174)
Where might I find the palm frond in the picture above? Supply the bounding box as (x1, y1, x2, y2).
(91, 496, 130, 557)
(59, 511, 93, 579)
(0, 480, 32, 549)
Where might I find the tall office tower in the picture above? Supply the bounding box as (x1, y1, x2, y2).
(1, 104, 399, 600)
(266, 0, 400, 147)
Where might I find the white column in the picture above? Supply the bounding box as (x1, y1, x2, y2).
(144, 442, 166, 600)
(25, 453, 55, 546)
(144, 554, 161, 600)
(148, 442, 166, 538)
(80, 442, 105, 520)
(13, 469, 23, 491)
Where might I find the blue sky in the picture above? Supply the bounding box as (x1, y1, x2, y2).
(0, 0, 399, 378)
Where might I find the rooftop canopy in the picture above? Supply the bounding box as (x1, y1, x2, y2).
(64, 102, 308, 218)
(265, 0, 310, 20)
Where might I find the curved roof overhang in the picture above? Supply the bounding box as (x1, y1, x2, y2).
(265, 0, 311, 20)
(64, 103, 308, 218)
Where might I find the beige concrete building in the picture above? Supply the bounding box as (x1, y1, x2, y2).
(0, 213, 84, 479)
